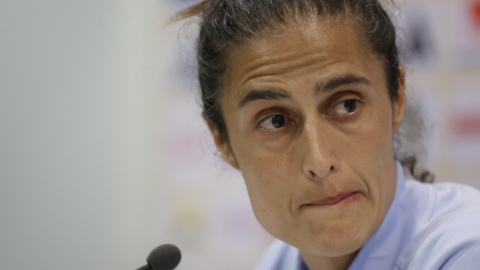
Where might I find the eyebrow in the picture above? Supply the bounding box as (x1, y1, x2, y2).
(316, 74, 372, 95)
(238, 89, 292, 108)
(237, 74, 372, 109)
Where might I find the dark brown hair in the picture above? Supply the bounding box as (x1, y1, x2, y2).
(176, 0, 434, 182)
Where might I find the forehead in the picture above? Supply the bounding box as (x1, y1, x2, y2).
(222, 19, 378, 101)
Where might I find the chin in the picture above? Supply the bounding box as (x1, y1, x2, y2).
(295, 224, 371, 258)
(312, 237, 364, 257)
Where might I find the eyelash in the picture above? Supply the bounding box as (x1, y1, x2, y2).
(326, 98, 363, 120)
(257, 113, 295, 133)
(255, 97, 363, 134)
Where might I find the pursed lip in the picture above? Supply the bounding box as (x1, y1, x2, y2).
(305, 191, 360, 206)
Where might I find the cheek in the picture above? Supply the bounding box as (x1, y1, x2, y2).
(336, 125, 393, 169)
(241, 156, 288, 207)
(351, 105, 394, 155)
(242, 170, 286, 231)
(337, 106, 396, 200)
(237, 150, 297, 226)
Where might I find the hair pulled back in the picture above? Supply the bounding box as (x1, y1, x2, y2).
(176, 0, 433, 182)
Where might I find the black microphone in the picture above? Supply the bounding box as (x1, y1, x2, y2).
(136, 244, 181, 270)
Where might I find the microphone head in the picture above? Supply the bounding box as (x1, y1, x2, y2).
(147, 244, 181, 270)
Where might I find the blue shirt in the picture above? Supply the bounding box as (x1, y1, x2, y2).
(254, 163, 480, 269)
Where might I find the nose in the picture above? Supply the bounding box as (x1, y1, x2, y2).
(301, 121, 338, 180)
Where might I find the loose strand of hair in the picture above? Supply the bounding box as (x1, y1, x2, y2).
(171, 0, 209, 22)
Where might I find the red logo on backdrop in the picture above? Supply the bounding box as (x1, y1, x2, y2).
(472, 0, 480, 30)
(453, 113, 480, 138)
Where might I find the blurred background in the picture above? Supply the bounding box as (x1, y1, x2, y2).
(1, 0, 479, 269)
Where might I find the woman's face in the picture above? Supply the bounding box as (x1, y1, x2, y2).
(206, 20, 406, 259)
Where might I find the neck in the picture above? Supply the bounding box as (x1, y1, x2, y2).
(301, 250, 359, 270)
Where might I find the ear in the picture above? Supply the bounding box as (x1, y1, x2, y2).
(203, 116, 240, 169)
(392, 65, 407, 134)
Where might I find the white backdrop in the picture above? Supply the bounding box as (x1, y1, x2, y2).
(1, 1, 163, 269)
(1, 0, 479, 269)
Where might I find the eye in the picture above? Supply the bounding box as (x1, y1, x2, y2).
(331, 99, 359, 115)
(258, 114, 288, 131)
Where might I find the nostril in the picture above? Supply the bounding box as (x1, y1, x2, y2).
(306, 164, 335, 180)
